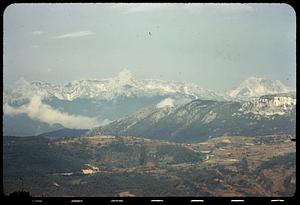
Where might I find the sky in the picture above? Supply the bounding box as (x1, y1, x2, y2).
(3, 3, 296, 92)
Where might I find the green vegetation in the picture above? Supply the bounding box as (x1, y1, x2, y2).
(156, 145, 203, 164)
(255, 152, 296, 174)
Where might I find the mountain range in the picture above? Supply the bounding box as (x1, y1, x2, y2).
(3, 69, 295, 137)
(3, 69, 226, 104)
(4, 70, 293, 103)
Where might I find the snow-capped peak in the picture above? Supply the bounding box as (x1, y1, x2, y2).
(115, 69, 135, 84)
(5, 69, 229, 102)
(15, 77, 30, 87)
(5, 72, 293, 104)
(227, 76, 291, 99)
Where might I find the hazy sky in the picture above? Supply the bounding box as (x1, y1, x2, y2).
(3, 3, 296, 92)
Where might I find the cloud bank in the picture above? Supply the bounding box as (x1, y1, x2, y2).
(3, 96, 105, 129)
(55, 30, 95, 39)
(156, 98, 175, 108)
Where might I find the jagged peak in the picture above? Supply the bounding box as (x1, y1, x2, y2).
(228, 76, 291, 99)
(116, 68, 135, 80)
(15, 77, 30, 87)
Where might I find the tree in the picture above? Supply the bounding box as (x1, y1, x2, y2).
(139, 146, 146, 165)
(238, 157, 249, 174)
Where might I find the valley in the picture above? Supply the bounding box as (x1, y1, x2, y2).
(3, 134, 295, 197)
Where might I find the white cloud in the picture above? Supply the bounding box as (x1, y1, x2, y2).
(111, 3, 172, 13)
(32, 30, 44, 35)
(55, 30, 95, 39)
(156, 98, 175, 108)
(3, 96, 104, 129)
(183, 3, 253, 13)
(3, 104, 24, 115)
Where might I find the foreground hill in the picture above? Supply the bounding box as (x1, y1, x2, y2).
(3, 134, 295, 197)
(37, 128, 89, 139)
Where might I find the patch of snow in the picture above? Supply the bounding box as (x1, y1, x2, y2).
(201, 111, 217, 124)
(240, 96, 295, 116)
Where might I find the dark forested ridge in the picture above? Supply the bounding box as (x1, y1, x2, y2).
(88, 99, 296, 143)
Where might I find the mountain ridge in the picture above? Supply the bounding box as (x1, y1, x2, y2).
(4, 71, 293, 104)
(87, 94, 296, 143)
(4, 70, 227, 103)
(3, 70, 295, 136)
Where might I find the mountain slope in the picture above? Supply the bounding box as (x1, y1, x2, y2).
(87, 94, 296, 143)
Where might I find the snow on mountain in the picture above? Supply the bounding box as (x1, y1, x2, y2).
(87, 94, 296, 142)
(4, 72, 294, 106)
(4, 71, 295, 137)
(240, 94, 296, 116)
(4, 69, 227, 103)
(227, 76, 292, 99)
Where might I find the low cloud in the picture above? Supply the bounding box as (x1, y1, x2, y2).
(3, 104, 24, 115)
(156, 98, 175, 108)
(55, 30, 95, 39)
(3, 96, 105, 129)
